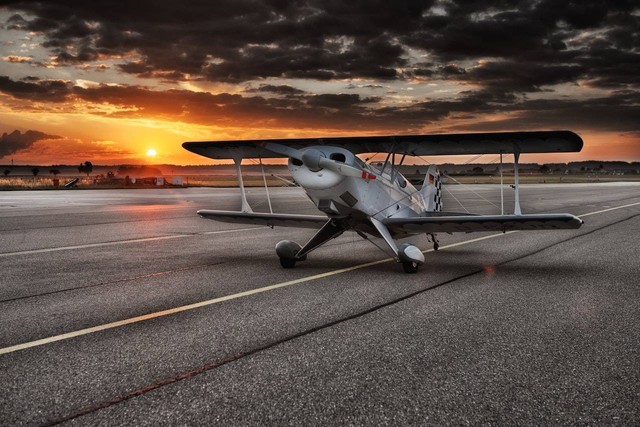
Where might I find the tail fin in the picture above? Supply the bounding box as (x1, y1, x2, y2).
(420, 165, 442, 212)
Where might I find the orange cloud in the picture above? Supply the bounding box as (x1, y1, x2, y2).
(3, 55, 33, 63)
(0, 77, 638, 165)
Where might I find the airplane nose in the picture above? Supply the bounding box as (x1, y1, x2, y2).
(301, 149, 324, 172)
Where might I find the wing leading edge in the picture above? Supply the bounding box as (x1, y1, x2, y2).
(183, 130, 582, 160)
(199, 210, 583, 234)
(383, 213, 583, 234)
(197, 210, 329, 229)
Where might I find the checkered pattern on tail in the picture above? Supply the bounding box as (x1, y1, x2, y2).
(421, 165, 442, 212)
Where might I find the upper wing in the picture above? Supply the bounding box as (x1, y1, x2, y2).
(183, 131, 582, 159)
(198, 210, 329, 229)
(383, 213, 583, 234)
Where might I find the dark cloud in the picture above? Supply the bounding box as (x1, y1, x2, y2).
(464, 62, 585, 93)
(354, 84, 385, 89)
(197, 36, 403, 82)
(0, 129, 61, 157)
(0, 0, 636, 106)
(2, 1, 419, 82)
(440, 64, 466, 76)
(402, 0, 640, 93)
(580, 46, 640, 89)
(306, 94, 380, 109)
(466, 91, 640, 133)
(245, 84, 307, 95)
(3, 0, 636, 100)
(1, 76, 638, 135)
(5, 13, 28, 30)
(0, 2, 638, 136)
(0, 76, 72, 102)
(2, 1, 420, 83)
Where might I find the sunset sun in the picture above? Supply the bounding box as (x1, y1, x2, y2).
(146, 149, 158, 158)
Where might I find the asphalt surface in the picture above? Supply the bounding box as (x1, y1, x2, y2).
(0, 183, 638, 426)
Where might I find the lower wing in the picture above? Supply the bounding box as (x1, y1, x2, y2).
(383, 213, 583, 234)
(197, 210, 329, 229)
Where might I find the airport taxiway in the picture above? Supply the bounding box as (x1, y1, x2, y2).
(0, 183, 639, 425)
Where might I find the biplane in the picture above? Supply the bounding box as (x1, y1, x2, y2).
(183, 131, 583, 273)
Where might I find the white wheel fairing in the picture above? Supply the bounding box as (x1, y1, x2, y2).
(398, 243, 425, 264)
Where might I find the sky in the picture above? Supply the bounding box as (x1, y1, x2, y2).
(0, 0, 638, 165)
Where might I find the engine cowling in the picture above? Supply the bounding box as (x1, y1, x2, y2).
(288, 146, 357, 190)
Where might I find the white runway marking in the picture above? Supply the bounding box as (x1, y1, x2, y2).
(0, 226, 265, 258)
(1, 201, 639, 356)
(577, 201, 640, 218)
(0, 232, 512, 356)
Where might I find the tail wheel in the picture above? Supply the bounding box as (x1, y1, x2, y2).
(402, 261, 419, 274)
(279, 257, 296, 269)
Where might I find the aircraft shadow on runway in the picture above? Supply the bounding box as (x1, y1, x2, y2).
(192, 246, 589, 277)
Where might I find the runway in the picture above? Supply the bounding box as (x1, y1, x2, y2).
(1, 183, 639, 425)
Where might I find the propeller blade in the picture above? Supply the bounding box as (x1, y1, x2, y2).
(318, 157, 375, 179)
(260, 142, 375, 179)
(261, 142, 303, 160)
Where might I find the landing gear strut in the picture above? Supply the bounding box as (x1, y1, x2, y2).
(275, 219, 347, 269)
(428, 234, 439, 251)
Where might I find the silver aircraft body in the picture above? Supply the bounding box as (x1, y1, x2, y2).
(183, 131, 584, 273)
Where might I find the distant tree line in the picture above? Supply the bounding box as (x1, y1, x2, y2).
(78, 161, 93, 176)
(116, 165, 162, 176)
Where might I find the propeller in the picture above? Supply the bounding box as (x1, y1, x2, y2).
(261, 142, 374, 179)
(317, 157, 368, 178)
(261, 142, 303, 160)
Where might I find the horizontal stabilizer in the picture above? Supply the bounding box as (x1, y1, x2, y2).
(198, 210, 329, 229)
(383, 213, 583, 234)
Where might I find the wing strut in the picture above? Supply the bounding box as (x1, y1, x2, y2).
(500, 151, 504, 216)
(514, 150, 521, 215)
(233, 157, 252, 213)
(259, 157, 273, 214)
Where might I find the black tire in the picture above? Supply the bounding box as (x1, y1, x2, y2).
(279, 257, 296, 269)
(402, 261, 419, 273)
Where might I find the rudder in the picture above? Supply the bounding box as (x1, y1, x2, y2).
(420, 165, 442, 212)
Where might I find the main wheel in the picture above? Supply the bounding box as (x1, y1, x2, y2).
(402, 261, 419, 273)
(279, 257, 296, 269)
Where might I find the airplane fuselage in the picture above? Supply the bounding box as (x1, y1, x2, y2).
(287, 145, 426, 223)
